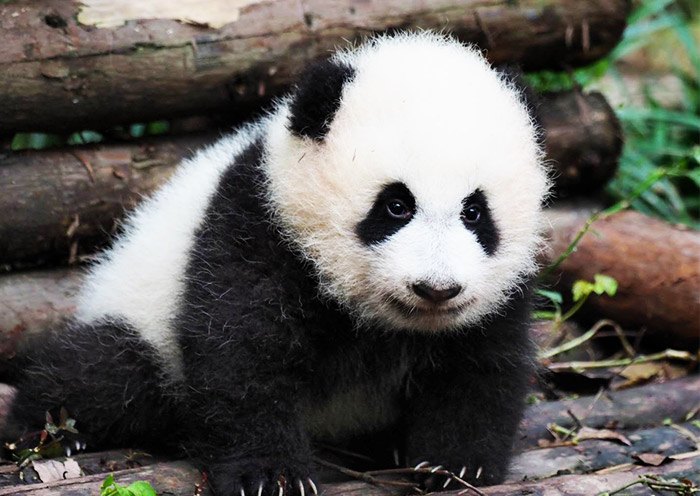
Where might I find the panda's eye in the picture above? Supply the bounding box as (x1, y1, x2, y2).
(386, 199, 412, 219)
(462, 204, 481, 224)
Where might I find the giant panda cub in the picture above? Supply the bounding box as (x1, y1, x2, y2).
(3, 33, 549, 494)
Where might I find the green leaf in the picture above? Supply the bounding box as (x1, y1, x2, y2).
(572, 280, 593, 302)
(126, 481, 158, 496)
(593, 275, 618, 297)
(534, 289, 563, 304)
(101, 474, 117, 496)
(100, 475, 156, 496)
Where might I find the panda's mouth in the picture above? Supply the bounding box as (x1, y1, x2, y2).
(386, 295, 470, 318)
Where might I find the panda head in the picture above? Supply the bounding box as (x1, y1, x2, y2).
(265, 32, 550, 332)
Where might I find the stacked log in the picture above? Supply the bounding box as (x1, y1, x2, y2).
(1, 0, 630, 134)
(0, 91, 621, 270)
(545, 208, 700, 347)
(0, 133, 216, 269)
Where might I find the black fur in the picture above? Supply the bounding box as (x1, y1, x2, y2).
(2, 320, 179, 451)
(288, 59, 355, 140)
(355, 182, 416, 245)
(3, 141, 534, 495)
(461, 189, 500, 256)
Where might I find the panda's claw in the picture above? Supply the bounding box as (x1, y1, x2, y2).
(459, 466, 467, 479)
(297, 480, 305, 496)
(240, 488, 246, 496)
(257, 482, 264, 496)
(307, 478, 318, 495)
(414, 460, 430, 470)
(430, 465, 443, 473)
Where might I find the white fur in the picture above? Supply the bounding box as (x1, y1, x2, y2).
(75, 126, 261, 373)
(265, 32, 550, 331)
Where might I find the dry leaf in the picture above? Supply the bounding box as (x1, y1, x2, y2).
(32, 459, 81, 483)
(632, 453, 669, 466)
(575, 426, 632, 446)
(620, 362, 663, 381)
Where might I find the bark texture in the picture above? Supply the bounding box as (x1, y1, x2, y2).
(0, 0, 630, 133)
(0, 91, 619, 269)
(516, 375, 700, 452)
(538, 91, 622, 196)
(546, 209, 700, 347)
(0, 268, 81, 358)
(0, 133, 217, 269)
(508, 422, 700, 482)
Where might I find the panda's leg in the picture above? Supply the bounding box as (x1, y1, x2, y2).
(2, 320, 179, 452)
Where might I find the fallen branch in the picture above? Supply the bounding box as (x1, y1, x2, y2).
(0, 0, 630, 133)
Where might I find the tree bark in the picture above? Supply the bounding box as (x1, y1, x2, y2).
(0, 90, 620, 269)
(538, 91, 622, 196)
(0, 133, 217, 269)
(0, 269, 81, 358)
(516, 375, 700, 452)
(0, 0, 630, 134)
(545, 209, 700, 347)
(508, 421, 700, 482)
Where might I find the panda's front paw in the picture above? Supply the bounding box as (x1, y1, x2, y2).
(412, 461, 474, 492)
(207, 458, 318, 496)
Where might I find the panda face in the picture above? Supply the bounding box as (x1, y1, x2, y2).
(265, 33, 549, 331)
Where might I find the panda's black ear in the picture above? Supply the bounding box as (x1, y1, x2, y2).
(288, 59, 356, 141)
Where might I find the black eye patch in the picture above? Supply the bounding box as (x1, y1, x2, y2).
(356, 182, 416, 246)
(461, 189, 499, 256)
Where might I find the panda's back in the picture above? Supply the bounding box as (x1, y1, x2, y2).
(74, 125, 263, 366)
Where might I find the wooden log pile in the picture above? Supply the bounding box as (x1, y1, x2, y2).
(2, 0, 699, 494)
(1, 0, 630, 134)
(0, 91, 621, 269)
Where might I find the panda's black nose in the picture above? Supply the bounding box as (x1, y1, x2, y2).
(412, 283, 462, 303)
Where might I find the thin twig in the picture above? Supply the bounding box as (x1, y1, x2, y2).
(540, 319, 624, 359)
(547, 349, 696, 373)
(600, 475, 700, 496)
(312, 457, 419, 489)
(366, 467, 487, 496)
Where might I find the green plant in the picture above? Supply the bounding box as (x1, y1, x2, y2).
(534, 274, 618, 326)
(5, 408, 79, 467)
(528, 0, 699, 228)
(100, 474, 157, 496)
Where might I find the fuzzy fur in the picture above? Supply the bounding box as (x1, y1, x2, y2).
(3, 33, 548, 495)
